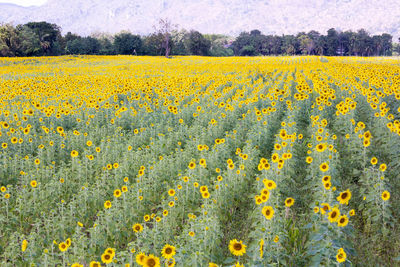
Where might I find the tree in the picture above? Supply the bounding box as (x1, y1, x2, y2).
(143, 33, 164, 56)
(298, 34, 314, 55)
(187, 30, 211, 56)
(18, 25, 41, 56)
(281, 35, 299, 55)
(171, 29, 189, 55)
(326, 28, 339, 56)
(23, 21, 61, 55)
(381, 33, 392, 56)
(338, 31, 352, 56)
(0, 23, 20, 56)
(231, 30, 267, 56)
(113, 32, 142, 55)
(205, 34, 234, 57)
(154, 18, 177, 58)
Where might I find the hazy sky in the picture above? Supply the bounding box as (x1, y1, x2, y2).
(0, 0, 46, 6)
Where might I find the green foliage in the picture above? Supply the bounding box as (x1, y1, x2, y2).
(113, 32, 142, 55)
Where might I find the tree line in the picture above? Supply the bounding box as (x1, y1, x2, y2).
(1, 21, 399, 57)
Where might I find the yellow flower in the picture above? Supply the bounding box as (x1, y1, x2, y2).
(337, 189, 351, 205)
(285, 197, 294, 207)
(379, 163, 387, 172)
(113, 189, 122, 198)
(30, 180, 37, 188)
(319, 162, 329, 172)
(89, 261, 101, 267)
(328, 207, 340, 223)
(161, 244, 176, 259)
(133, 223, 143, 233)
(143, 254, 160, 267)
(21, 239, 28, 252)
(381, 191, 390, 201)
(71, 150, 79, 157)
(104, 200, 112, 209)
(229, 239, 246, 256)
(101, 253, 113, 264)
(336, 248, 347, 263)
(337, 215, 349, 227)
(59, 242, 68, 252)
(262, 206, 274, 220)
(136, 252, 147, 265)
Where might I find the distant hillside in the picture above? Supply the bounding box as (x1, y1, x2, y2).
(1, 0, 400, 39)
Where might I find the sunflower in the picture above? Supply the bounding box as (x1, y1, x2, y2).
(271, 153, 279, 162)
(71, 150, 79, 158)
(229, 239, 246, 256)
(259, 238, 264, 258)
(89, 261, 101, 267)
(370, 157, 378, 165)
(59, 242, 68, 252)
(273, 235, 279, 243)
(188, 162, 196, 169)
(328, 207, 340, 223)
(319, 162, 329, 172)
(202, 191, 210, 199)
(199, 158, 206, 166)
(379, 163, 387, 172)
(262, 206, 274, 220)
(113, 189, 121, 198)
(316, 143, 327, 152)
(168, 189, 175, 196)
(337, 215, 349, 227)
(30, 180, 37, 188)
(337, 189, 351, 205)
(313, 207, 320, 213)
(363, 139, 370, 147)
(143, 254, 160, 267)
(101, 253, 113, 264)
(323, 181, 331, 190)
(21, 239, 28, 252)
(104, 200, 112, 209)
(381, 191, 390, 201)
(166, 258, 175, 267)
(336, 248, 347, 263)
(349, 209, 355, 216)
(263, 179, 276, 190)
(133, 223, 143, 233)
(209, 263, 218, 267)
(285, 197, 294, 207)
(161, 244, 176, 259)
(322, 175, 331, 183)
(306, 156, 313, 164)
(104, 248, 115, 257)
(136, 252, 147, 266)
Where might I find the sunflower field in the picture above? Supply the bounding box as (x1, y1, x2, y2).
(0, 55, 399, 267)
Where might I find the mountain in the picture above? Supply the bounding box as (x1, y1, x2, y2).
(1, 0, 399, 39)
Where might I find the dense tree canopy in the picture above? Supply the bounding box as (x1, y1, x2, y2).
(0, 21, 397, 57)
